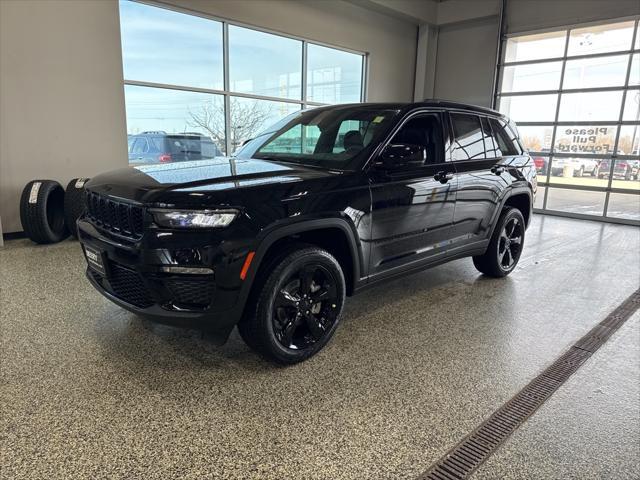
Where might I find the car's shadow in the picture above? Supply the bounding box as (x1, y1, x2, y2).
(94, 258, 513, 379)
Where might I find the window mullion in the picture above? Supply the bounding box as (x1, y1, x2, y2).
(543, 30, 570, 211)
(604, 19, 639, 217)
(302, 41, 308, 104)
(223, 22, 232, 156)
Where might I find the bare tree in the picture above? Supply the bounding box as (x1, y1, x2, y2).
(188, 98, 274, 154)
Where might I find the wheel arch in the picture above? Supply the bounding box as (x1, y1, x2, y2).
(241, 218, 363, 307)
(503, 190, 532, 226)
(488, 187, 532, 239)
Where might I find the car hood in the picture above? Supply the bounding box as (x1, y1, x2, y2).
(85, 157, 339, 205)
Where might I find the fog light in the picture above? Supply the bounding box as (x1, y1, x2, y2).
(160, 266, 214, 275)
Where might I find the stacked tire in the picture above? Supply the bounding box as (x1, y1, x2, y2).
(64, 178, 90, 239)
(20, 180, 69, 244)
(20, 177, 90, 244)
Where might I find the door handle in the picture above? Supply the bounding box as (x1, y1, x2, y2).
(491, 165, 506, 175)
(434, 171, 454, 184)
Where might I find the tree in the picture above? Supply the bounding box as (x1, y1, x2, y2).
(188, 97, 274, 154)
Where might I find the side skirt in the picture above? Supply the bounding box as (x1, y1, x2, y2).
(353, 239, 490, 294)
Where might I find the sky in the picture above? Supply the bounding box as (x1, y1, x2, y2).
(119, 0, 363, 138)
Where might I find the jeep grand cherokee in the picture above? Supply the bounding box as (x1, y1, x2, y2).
(78, 101, 536, 364)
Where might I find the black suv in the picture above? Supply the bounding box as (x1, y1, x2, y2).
(128, 131, 223, 164)
(79, 101, 536, 364)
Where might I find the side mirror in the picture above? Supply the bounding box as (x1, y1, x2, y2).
(379, 143, 424, 169)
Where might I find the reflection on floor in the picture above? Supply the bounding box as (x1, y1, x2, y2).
(1, 215, 639, 479)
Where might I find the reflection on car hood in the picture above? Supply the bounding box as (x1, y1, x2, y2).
(85, 157, 337, 203)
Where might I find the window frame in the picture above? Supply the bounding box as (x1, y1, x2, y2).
(494, 16, 640, 226)
(119, 0, 368, 156)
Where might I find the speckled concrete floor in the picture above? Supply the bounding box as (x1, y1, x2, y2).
(1, 215, 639, 479)
(473, 313, 640, 480)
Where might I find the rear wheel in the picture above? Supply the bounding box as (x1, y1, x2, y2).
(473, 207, 525, 278)
(238, 246, 346, 364)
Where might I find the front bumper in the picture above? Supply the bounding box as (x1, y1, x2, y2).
(77, 218, 249, 344)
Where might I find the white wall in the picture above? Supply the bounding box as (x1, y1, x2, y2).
(432, 17, 500, 107)
(0, 0, 418, 234)
(0, 0, 128, 234)
(507, 0, 640, 34)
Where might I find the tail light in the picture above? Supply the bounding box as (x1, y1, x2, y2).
(533, 157, 544, 168)
(618, 162, 628, 168)
(158, 153, 172, 163)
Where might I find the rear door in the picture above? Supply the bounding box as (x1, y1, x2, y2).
(449, 113, 520, 245)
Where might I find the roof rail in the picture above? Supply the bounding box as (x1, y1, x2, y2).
(140, 130, 167, 135)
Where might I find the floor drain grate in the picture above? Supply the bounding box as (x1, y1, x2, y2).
(418, 288, 640, 480)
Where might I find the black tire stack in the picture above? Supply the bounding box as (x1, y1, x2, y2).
(64, 178, 90, 239)
(20, 180, 69, 244)
(19, 177, 90, 244)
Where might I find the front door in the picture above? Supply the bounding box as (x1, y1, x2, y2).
(368, 111, 457, 277)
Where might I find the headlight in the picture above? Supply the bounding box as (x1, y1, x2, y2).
(151, 209, 239, 228)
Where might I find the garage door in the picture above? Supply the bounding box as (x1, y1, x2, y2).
(496, 18, 640, 225)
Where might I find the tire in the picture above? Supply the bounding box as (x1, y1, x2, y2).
(238, 246, 346, 364)
(20, 180, 69, 244)
(473, 207, 525, 278)
(64, 178, 90, 238)
(574, 166, 584, 177)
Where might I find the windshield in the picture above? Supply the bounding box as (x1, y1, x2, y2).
(242, 107, 399, 170)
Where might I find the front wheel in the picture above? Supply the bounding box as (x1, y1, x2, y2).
(473, 207, 525, 278)
(238, 246, 346, 364)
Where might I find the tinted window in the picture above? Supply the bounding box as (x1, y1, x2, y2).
(391, 113, 444, 165)
(131, 138, 148, 154)
(489, 118, 519, 156)
(451, 114, 485, 160)
(481, 117, 501, 158)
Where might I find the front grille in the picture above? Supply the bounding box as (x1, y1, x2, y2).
(105, 263, 154, 308)
(86, 191, 144, 240)
(165, 278, 215, 307)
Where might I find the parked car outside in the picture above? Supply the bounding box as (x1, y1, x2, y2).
(128, 131, 223, 164)
(597, 158, 640, 180)
(550, 157, 599, 177)
(532, 148, 550, 175)
(79, 101, 536, 364)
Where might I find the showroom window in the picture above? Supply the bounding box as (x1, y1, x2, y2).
(497, 18, 640, 224)
(118, 0, 366, 160)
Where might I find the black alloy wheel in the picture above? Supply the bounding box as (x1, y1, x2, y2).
(497, 216, 523, 271)
(272, 264, 340, 350)
(472, 207, 525, 278)
(238, 245, 346, 364)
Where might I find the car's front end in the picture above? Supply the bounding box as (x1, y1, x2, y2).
(78, 192, 252, 343)
(76, 157, 334, 343)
